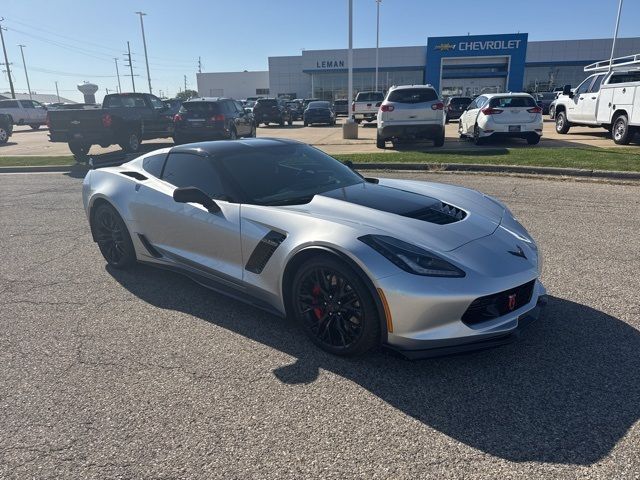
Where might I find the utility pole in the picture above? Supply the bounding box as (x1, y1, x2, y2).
(375, 0, 381, 92)
(184, 74, 187, 92)
(55, 81, 60, 102)
(18, 44, 31, 100)
(0, 18, 16, 98)
(106, 88, 110, 95)
(125, 41, 135, 92)
(135, 11, 152, 94)
(114, 58, 122, 93)
(609, 0, 624, 71)
(198, 56, 202, 74)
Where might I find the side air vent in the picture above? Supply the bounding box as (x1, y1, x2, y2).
(137, 234, 162, 258)
(405, 202, 466, 225)
(121, 171, 148, 181)
(245, 230, 287, 274)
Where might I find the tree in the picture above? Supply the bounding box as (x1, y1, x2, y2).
(175, 89, 198, 101)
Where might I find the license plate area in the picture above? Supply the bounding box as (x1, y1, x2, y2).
(508, 125, 521, 132)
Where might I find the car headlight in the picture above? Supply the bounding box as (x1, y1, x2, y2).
(359, 235, 465, 278)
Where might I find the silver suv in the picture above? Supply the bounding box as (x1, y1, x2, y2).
(376, 85, 445, 148)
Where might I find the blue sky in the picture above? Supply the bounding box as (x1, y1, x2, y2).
(1, 0, 638, 102)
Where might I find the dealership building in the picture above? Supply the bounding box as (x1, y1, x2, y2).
(197, 33, 640, 100)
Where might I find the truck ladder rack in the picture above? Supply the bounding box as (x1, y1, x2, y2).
(584, 53, 640, 72)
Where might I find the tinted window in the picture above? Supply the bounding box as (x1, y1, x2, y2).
(20, 101, 35, 109)
(608, 71, 640, 84)
(575, 77, 594, 95)
(475, 96, 488, 108)
(0, 100, 19, 108)
(308, 101, 330, 109)
(162, 153, 224, 198)
(467, 98, 479, 110)
(255, 99, 277, 107)
(104, 95, 146, 108)
(142, 152, 167, 177)
(489, 96, 536, 108)
(148, 95, 164, 109)
(218, 144, 363, 205)
(588, 75, 605, 93)
(180, 101, 221, 114)
(355, 92, 384, 102)
(450, 97, 472, 105)
(387, 88, 437, 104)
(233, 101, 245, 113)
(334, 100, 347, 105)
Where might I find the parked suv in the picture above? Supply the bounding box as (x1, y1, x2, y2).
(352, 91, 384, 123)
(458, 93, 542, 145)
(173, 97, 255, 144)
(0, 99, 48, 129)
(376, 85, 445, 148)
(253, 98, 292, 127)
(444, 96, 472, 123)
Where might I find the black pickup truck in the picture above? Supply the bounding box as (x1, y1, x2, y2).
(47, 93, 174, 158)
(0, 113, 13, 144)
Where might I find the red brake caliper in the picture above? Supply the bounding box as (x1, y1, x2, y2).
(312, 284, 324, 319)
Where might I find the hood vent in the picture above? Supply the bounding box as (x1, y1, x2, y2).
(404, 202, 466, 225)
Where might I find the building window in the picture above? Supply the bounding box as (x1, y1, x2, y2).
(256, 88, 269, 95)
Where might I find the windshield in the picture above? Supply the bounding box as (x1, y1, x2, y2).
(218, 144, 363, 205)
(307, 101, 330, 109)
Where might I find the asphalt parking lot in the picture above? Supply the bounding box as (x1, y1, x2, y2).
(1, 172, 639, 479)
(2, 117, 636, 158)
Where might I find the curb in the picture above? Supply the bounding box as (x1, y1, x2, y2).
(351, 162, 640, 180)
(1, 162, 640, 181)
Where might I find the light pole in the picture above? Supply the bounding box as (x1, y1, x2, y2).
(55, 81, 60, 102)
(18, 44, 31, 100)
(343, 0, 358, 139)
(0, 19, 15, 98)
(609, 0, 624, 71)
(114, 58, 122, 93)
(135, 11, 152, 94)
(375, 0, 381, 92)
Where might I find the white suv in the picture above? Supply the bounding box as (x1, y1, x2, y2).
(0, 99, 48, 129)
(376, 85, 445, 148)
(458, 93, 543, 145)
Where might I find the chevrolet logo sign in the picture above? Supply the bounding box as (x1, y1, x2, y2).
(435, 43, 456, 51)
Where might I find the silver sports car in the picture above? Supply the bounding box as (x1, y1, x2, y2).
(83, 138, 546, 358)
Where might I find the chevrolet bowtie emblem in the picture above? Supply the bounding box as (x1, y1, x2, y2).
(508, 245, 527, 259)
(435, 43, 456, 51)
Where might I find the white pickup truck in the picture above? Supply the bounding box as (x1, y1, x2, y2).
(351, 91, 384, 124)
(552, 53, 640, 144)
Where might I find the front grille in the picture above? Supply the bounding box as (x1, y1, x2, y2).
(405, 202, 467, 225)
(462, 280, 535, 325)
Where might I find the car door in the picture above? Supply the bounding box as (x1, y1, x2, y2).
(145, 94, 171, 137)
(19, 100, 35, 123)
(568, 75, 595, 122)
(461, 97, 480, 134)
(229, 100, 248, 136)
(132, 151, 243, 282)
(31, 101, 48, 124)
(580, 74, 605, 124)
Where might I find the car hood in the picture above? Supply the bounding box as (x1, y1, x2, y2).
(279, 179, 506, 252)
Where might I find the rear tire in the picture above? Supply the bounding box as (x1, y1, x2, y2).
(473, 124, 484, 145)
(288, 118, 293, 126)
(376, 133, 385, 149)
(119, 131, 141, 153)
(0, 127, 9, 144)
(527, 134, 541, 145)
(290, 256, 380, 356)
(250, 123, 257, 137)
(91, 203, 136, 270)
(68, 142, 91, 160)
(555, 111, 570, 134)
(612, 114, 632, 145)
(304, 120, 308, 127)
(433, 128, 445, 147)
(29, 124, 40, 130)
(229, 128, 237, 140)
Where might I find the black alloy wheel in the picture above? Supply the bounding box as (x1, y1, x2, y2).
(292, 257, 379, 355)
(92, 204, 136, 269)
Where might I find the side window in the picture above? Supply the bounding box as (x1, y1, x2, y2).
(148, 95, 164, 109)
(233, 101, 244, 113)
(0, 100, 19, 108)
(467, 98, 478, 110)
(20, 101, 35, 109)
(142, 153, 167, 178)
(475, 96, 487, 108)
(588, 75, 605, 93)
(575, 76, 594, 95)
(161, 153, 224, 198)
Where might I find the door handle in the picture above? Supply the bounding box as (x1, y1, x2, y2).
(579, 97, 584, 100)
(622, 88, 626, 94)
(591, 97, 597, 99)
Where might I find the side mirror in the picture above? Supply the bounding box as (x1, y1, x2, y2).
(343, 160, 354, 169)
(173, 186, 220, 213)
(562, 84, 572, 96)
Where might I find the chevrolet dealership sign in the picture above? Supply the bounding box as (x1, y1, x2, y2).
(458, 39, 522, 51)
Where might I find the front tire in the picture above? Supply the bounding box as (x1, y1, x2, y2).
(91, 203, 136, 269)
(291, 256, 380, 356)
(612, 114, 632, 145)
(555, 111, 570, 134)
(68, 142, 91, 160)
(229, 128, 237, 140)
(433, 128, 445, 147)
(473, 124, 484, 145)
(376, 133, 385, 149)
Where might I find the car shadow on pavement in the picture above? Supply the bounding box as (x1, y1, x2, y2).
(107, 264, 640, 466)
